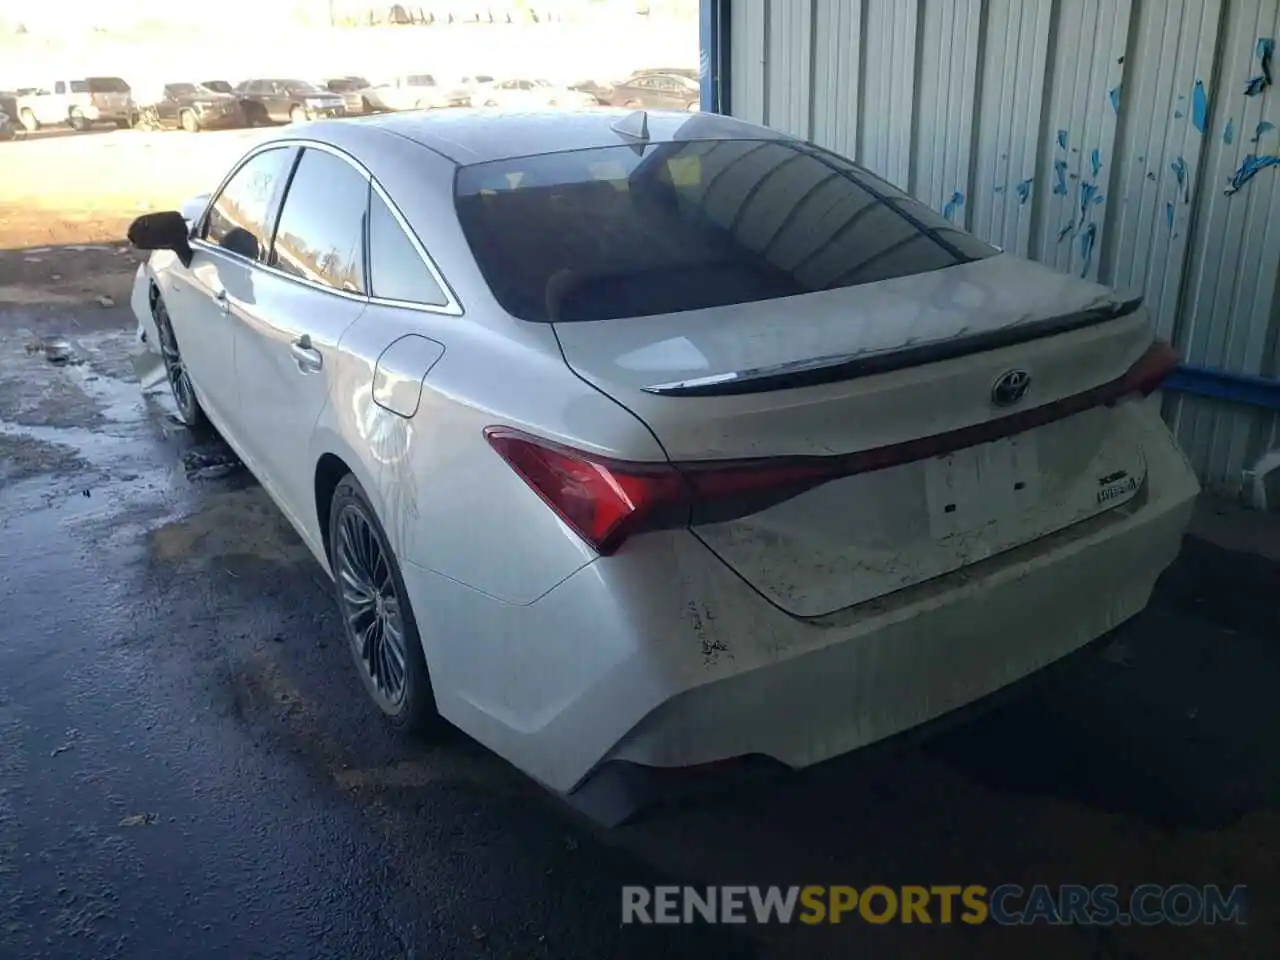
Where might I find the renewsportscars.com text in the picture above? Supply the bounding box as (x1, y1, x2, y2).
(621, 884, 1248, 926)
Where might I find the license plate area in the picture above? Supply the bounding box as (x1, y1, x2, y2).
(924, 435, 1041, 539)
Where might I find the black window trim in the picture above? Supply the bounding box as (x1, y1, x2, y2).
(189, 138, 462, 316)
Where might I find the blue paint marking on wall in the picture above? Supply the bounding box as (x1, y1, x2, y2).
(1078, 223, 1098, 277)
(1251, 120, 1276, 142)
(1016, 178, 1033, 204)
(1057, 219, 1075, 242)
(1191, 80, 1209, 134)
(994, 185, 1006, 193)
(1090, 148, 1102, 178)
(1224, 118, 1236, 145)
(942, 191, 965, 221)
(1056, 129, 1069, 150)
(1166, 202, 1175, 229)
(1226, 154, 1280, 194)
(1171, 156, 1189, 202)
(1109, 86, 1121, 113)
(1053, 159, 1068, 195)
(1174, 110, 1185, 119)
(1079, 181, 1099, 218)
(1245, 37, 1274, 96)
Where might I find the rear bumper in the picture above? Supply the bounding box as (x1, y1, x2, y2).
(399, 401, 1198, 804)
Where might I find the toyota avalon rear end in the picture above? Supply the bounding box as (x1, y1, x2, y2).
(402, 118, 1199, 821)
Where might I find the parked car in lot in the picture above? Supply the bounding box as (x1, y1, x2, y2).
(324, 76, 378, 115)
(363, 74, 452, 112)
(610, 72, 700, 111)
(126, 108, 1196, 824)
(442, 74, 494, 107)
(15, 76, 135, 131)
(628, 66, 699, 82)
(477, 78, 596, 109)
(138, 82, 245, 132)
(568, 77, 615, 105)
(0, 109, 14, 142)
(236, 79, 346, 125)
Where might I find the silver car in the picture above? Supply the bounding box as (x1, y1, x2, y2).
(127, 109, 1197, 821)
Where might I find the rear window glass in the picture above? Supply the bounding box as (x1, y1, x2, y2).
(454, 139, 996, 323)
(87, 77, 129, 93)
(69, 81, 88, 93)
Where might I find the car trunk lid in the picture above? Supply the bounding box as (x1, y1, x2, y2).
(552, 255, 1161, 617)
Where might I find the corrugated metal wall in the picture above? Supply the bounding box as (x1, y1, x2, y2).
(725, 0, 1280, 496)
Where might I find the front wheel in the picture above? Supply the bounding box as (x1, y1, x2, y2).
(68, 108, 90, 132)
(180, 109, 200, 133)
(687, 100, 700, 112)
(151, 289, 206, 428)
(329, 475, 437, 733)
(19, 108, 38, 132)
(289, 104, 307, 124)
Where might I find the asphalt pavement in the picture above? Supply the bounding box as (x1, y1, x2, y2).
(1, 261, 1277, 959)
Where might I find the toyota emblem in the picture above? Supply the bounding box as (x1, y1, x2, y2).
(991, 369, 1031, 407)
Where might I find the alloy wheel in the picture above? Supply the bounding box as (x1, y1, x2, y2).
(153, 296, 199, 424)
(335, 503, 409, 711)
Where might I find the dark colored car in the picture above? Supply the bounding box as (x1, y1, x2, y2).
(569, 78, 614, 105)
(202, 80, 234, 95)
(610, 72, 701, 111)
(147, 83, 245, 132)
(235, 78, 346, 125)
(324, 76, 375, 114)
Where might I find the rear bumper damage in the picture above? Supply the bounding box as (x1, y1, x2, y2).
(398, 401, 1197, 824)
(579, 401, 1198, 818)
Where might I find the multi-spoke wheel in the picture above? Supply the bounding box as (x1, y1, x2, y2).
(329, 475, 435, 731)
(152, 290, 205, 428)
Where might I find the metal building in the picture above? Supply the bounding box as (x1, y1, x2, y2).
(698, 0, 1280, 507)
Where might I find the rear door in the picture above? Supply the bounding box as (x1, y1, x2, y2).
(453, 137, 1158, 617)
(232, 145, 369, 524)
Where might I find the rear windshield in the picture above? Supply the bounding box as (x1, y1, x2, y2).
(454, 139, 997, 323)
(87, 77, 129, 93)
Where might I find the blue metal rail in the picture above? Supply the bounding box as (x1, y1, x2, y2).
(1164, 365, 1280, 411)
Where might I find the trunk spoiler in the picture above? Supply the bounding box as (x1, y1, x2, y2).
(640, 296, 1144, 397)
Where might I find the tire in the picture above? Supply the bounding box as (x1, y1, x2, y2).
(687, 100, 700, 112)
(19, 108, 39, 132)
(624, 99, 641, 108)
(328, 475, 437, 733)
(289, 104, 307, 124)
(151, 289, 206, 428)
(180, 109, 200, 133)
(115, 117, 132, 129)
(68, 108, 90, 132)
(361, 96, 375, 114)
(484, 99, 498, 108)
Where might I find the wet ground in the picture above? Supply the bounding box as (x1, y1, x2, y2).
(1, 244, 1278, 959)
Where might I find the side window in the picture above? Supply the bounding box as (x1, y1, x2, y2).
(270, 148, 368, 293)
(367, 190, 447, 306)
(204, 147, 295, 260)
(55, 81, 66, 94)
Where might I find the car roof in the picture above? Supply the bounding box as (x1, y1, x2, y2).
(296, 108, 790, 165)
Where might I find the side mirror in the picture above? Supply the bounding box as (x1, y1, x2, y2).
(127, 211, 193, 267)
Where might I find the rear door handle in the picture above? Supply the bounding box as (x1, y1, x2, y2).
(290, 335, 323, 373)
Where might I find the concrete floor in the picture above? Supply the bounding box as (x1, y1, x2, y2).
(1, 255, 1277, 958)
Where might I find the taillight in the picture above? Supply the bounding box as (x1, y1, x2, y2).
(485, 340, 1178, 555)
(1112, 339, 1177, 399)
(484, 428, 688, 555)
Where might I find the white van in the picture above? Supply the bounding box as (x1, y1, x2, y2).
(15, 76, 135, 132)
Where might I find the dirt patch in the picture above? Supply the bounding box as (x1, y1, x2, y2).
(0, 434, 89, 483)
(0, 243, 145, 308)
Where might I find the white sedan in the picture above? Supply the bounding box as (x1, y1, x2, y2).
(476, 78, 596, 110)
(127, 108, 1198, 822)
